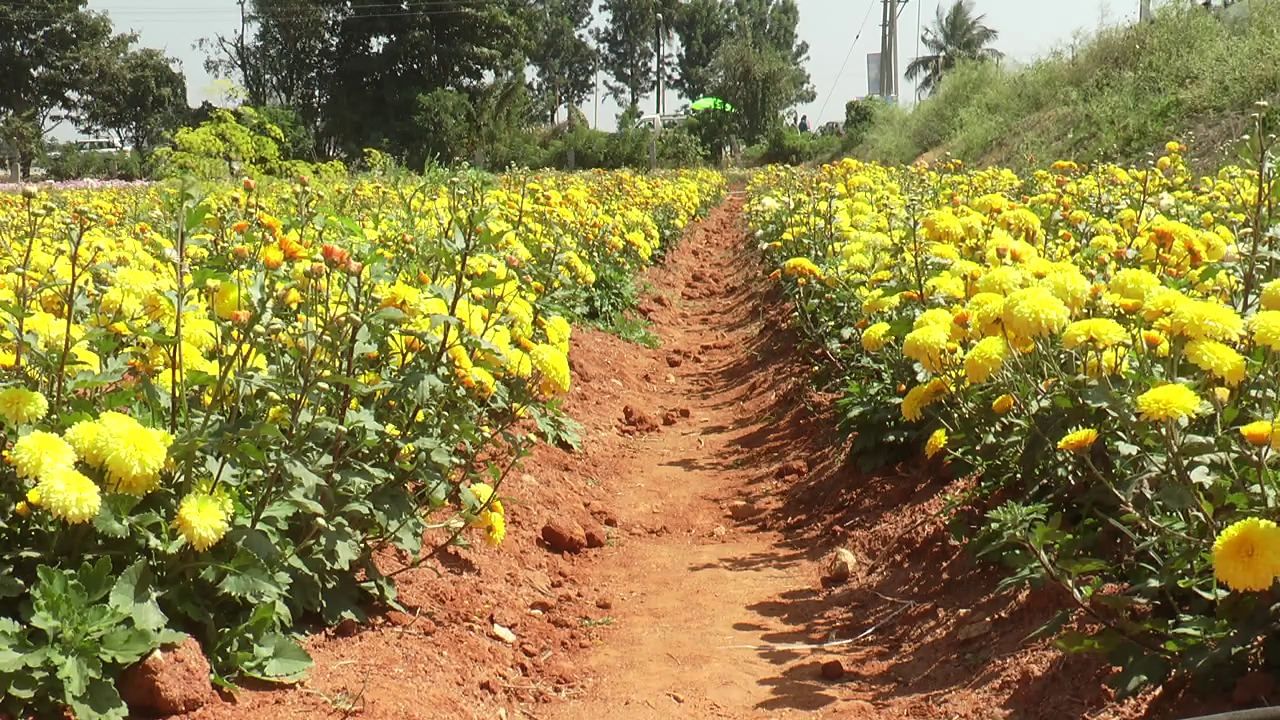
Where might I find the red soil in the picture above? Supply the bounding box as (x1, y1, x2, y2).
(176, 195, 1249, 720)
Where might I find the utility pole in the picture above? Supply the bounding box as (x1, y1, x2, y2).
(1139, 0, 1153, 21)
(878, 0, 901, 101)
(655, 12, 665, 115)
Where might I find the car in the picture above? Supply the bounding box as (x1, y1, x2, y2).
(46, 138, 130, 159)
(633, 113, 686, 131)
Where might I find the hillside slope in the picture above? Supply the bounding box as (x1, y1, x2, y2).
(855, 1, 1279, 171)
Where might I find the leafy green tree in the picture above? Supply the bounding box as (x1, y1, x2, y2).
(529, 0, 598, 123)
(155, 107, 285, 178)
(671, 0, 730, 100)
(707, 0, 814, 143)
(594, 0, 662, 109)
(0, 0, 127, 176)
(905, 0, 1002, 97)
(199, 0, 337, 144)
(78, 48, 188, 159)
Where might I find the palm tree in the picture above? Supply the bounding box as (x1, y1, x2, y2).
(904, 1, 1002, 97)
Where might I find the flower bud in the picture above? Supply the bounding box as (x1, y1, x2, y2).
(242, 177, 257, 192)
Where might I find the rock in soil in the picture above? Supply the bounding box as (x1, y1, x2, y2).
(957, 618, 993, 642)
(584, 524, 608, 548)
(728, 500, 763, 521)
(542, 520, 587, 553)
(824, 548, 858, 584)
(119, 637, 215, 716)
(820, 660, 845, 681)
(775, 459, 809, 479)
(621, 405, 660, 433)
(666, 353, 684, 368)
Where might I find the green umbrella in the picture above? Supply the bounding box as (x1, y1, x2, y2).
(690, 96, 735, 112)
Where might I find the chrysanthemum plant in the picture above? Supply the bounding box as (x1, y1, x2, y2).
(0, 165, 724, 718)
(749, 108, 1280, 695)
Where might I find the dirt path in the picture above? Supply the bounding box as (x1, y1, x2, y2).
(535, 195, 863, 719)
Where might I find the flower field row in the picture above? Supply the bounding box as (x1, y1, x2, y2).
(746, 131, 1280, 691)
(0, 166, 724, 718)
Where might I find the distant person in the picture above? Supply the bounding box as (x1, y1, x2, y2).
(798, 115, 810, 133)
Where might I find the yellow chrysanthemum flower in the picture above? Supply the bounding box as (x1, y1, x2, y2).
(1239, 420, 1278, 447)
(1167, 299, 1243, 342)
(781, 257, 823, 280)
(86, 412, 173, 496)
(1057, 427, 1099, 454)
(925, 428, 947, 459)
(991, 394, 1015, 415)
(1135, 384, 1202, 423)
(1261, 279, 1280, 311)
(861, 322, 892, 352)
(903, 325, 953, 374)
(7, 430, 77, 481)
(0, 387, 49, 426)
(1213, 518, 1280, 592)
(35, 467, 101, 524)
(469, 482, 504, 516)
(1002, 287, 1070, 339)
(176, 491, 233, 551)
(1185, 339, 1246, 387)
(530, 343, 571, 396)
(1061, 318, 1128, 351)
(1250, 310, 1280, 351)
(964, 336, 1007, 384)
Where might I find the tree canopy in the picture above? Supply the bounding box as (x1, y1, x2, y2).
(904, 0, 1002, 97)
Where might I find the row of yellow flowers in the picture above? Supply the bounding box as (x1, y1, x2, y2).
(0, 167, 724, 718)
(746, 134, 1280, 689)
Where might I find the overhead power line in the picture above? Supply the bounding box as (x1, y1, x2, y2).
(815, 0, 878, 122)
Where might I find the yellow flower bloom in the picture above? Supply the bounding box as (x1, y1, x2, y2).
(1135, 384, 1203, 423)
(1250, 310, 1280, 351)
(991, 394, 1015, 415)
(1262, 279, 1280, 311)
(861, 322, 892, 352)
(781, 257, 823, 280)
(925, 428, 947, 459)
(1061, 318, 1128, 350)
(1185, 339, 1246, 386)
(903, 325, 952, 374)
(176, 491, 232, 551)
(35, 467, 101, 524)
(530, 343, 571, 396)
(964, 336, 1007, 384)
(6, 430, 76, 481)
(1213, 518, 1280, 592)
(1240, 420, 1278, 447)
(0, 387, 48, 426)
(1002, 287, 1070, 339)
(1057, 427, 1099, 454)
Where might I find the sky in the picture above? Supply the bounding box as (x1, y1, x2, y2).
(70, 0, 1147, 138)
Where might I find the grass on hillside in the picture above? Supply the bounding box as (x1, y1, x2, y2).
(854, 0, 1280, 169)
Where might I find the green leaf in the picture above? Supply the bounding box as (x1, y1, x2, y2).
(251, 634, 311, 683)
(80, 557, 116, 603)
(99, 628, 157, 664)
(67, 678, 128, 720)
(110, 561, 168, 631)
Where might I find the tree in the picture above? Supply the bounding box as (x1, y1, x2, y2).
(671, 0, 730, 100)
(594, 0, 662, 109)
(0, 0, 127, 176)
(529, 0, 598, 123)
(904, 0, 1002, 97)
(706, 0, 814, 143)
(79, 48, 188, 158)
(200, 0, 533, 159)
(199, 0, 337, 144)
